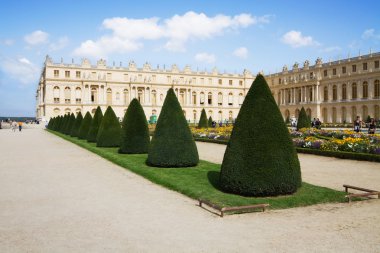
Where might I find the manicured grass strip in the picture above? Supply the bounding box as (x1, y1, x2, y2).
(194, 138, 380, 163)
(48, 130, 346, 209)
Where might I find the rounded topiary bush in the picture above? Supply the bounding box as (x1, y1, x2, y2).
(147, 88, 199, 167)
(96, 106, 121, 147)
(297, 107, 311, 130)
(87, 106, 103, 142)
(219, 74, 302, 197)
(119, 98, 150, 154)
(198, 109, 208, 128)
(70, 112, 83, 137)
(208, 116, 213, 127)
(78, 112, 92, 139)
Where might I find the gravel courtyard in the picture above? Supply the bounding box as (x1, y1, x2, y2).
(0, 127, 379, 252)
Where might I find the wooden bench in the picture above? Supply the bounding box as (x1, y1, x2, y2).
(343, 184, 380, 203)
(198, 199, 269, 217)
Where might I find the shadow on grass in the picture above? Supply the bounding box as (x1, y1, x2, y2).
(207, 171, 224, 191)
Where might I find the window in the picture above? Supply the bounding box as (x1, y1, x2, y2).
(229, 111, 233, 122)
(239, 80, 243, 86)
(200, 92, 205, 105)
(218, 92, 223, 106)
(167, 76, 171, 83)
(107, 73, 112, 80)
(65, 71, 70, 78)
(363, 62, 368, 71)
(91, 72, 96, 79)
(137, 89, 143, 104)
(332, 85, 337, 101)
(374, 80, 380, 98)
(333, 68, 336, 75)
(151, 90, 157, 105)
(352, 83, 357, 99)
(106, 88, 112, 104)
(218, 79, 222, 85)
(310, 72, 314, 79)
(116, 92, 120, 101)
(362, 82, 368, 98)
(64, 87, 71, 104)
(352, 65, 356, 72)
(124, 89, 129, 105)
(179, 90, 185, 105)
(375, 60, 379, 69)
(342, 66, 346, 74)
(124, 74, 129, 81)
(238, 93, 244, 105)
(323, 70, 327, 77)
(228, 92, 233, 106)
(229, 80, 233, 85)
(54, 70, 59, 78)
(76, 71, 81, 78)
(192, 92, 197, 104)
(342, 84, 347, 100)
(91, 88, 98, 103)
(323, 86, 328, 101)
(75, 87, 81, 104)
(152, 75, 156, 82)
(53, 86, 60, 103)
(208, 92, 212, 105)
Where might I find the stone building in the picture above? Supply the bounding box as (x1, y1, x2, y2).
(36, 52, 380, 123)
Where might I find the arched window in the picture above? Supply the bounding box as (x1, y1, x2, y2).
(332, 85, 337, 101)
(309, 87, 313, 102)
(228, 92, 233, 106)
(218, 92, 223, 106)
(351, 106, 357, 121)
(91, 108, 96, 114)
(238, 93, 244, 105)
(53, 86, 60, 103)
(341, 107, 347, 123)
(208, 110, 213, 119)
(200, 92, 205, 105)
(362, 105, 368, 119)
(332, 107, 337, 123)
(323, 86, 328, 101)
(374, 80, 380, 98)
(193, 110, 197, 122)
(322, 108, 328, 123)
(218, 111, 223, 122)
(285, 109, 290, 120)
(91, 87, 98, 103)
(75, 87, 82, 104)
(229, 111, 233, 122)
(297, 88, 301, 103)
(123, 89, 129, 106)
(106, 88, 112, 104)
(352, 83, 357, 99)
(362, 82, 368, 98)
(53, 108, 60, 116)
(342, 84, 347, 100)
(374, 105, 380, 120)
(208, 92, 212, 105)
(65, 108, 71, 114)
(179, 90, 185, 105)
(75, 108, 81, 115)
(152, 109, 157, 115)
(306, 108, 312, 118)
(192, 92, 197, 105)
(64, 87, 71, 104)
(151, 90, 157, 105)
(137, 89, 144, 104)
(116, 92, 120, 101)
(295, 109, 300, 118)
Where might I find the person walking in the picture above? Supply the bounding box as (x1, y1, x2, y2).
(18, 121, 23, 132)
(353, 116, 362, 133)
(368, 118, 376, 134)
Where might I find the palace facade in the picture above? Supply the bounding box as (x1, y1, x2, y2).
(36, 53, 380, 123)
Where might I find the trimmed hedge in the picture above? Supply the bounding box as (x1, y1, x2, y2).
(53, 116, 62, 131)
(198, 109, 208, 128)
(70, 112, 83, 137)
(119, 98, 150, 154)
(208, 116, 213, 127)
(78, 112, 92, 140)
(297, 107, 311, 130)
(219, 74, 302, 197)
(87, 106, 103, 142)
(147, 88, 199, 167)
(59, 114, 69, 133)
(65, 113, 76, 135)
(96, 106, 121, 147)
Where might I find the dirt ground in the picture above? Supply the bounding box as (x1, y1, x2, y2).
(0, 128, 379, 252)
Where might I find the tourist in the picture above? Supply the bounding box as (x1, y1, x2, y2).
(11, 121, 17, 132)
(18, 121, 22, 132)
(353, 116, 362, 133)
(368, 118, 376, 134)
(311, 118, 316, 128)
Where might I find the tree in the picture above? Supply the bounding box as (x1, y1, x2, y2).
(297, 107, 311, 130)
(47, 117, 54, 129)
(64, 113, 76, 135)
(78, 112, 92, 139)
(87, 107, 103, 142)
(70, 112, 83, 137)
(119, 98, 150, 154)
(208, 116, 213, 127)
(147, 88, 199, 167)
(53, 116, 62, 131)
(59, 114, 69, 133)
(96, 106, 121, 147)
(219, 74, 301, 197)
(198, 108, 208, 128)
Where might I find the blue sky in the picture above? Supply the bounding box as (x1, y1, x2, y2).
(1, 0, 380, 116)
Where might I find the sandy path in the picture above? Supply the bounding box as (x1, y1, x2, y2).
(0, 129, 379, 252)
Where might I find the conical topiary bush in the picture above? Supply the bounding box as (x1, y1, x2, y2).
(297, 107, 311, 130)
(64, 113, 76, 135)
(87, 106, 103, 142)
(198, 108, 208, 128)
(147, 88, 199, 167)
(219, 74, 301, 197)
(53, 116, 61, 131)
(59, 114, 69, 133)
(96, 106, 121, 147)
(119, 98, 150, 154)
(78, 112, 92, 139)
(70, 112, 83, 137)
(208, 116, 213, 127)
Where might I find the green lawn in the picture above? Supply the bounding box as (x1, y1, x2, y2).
(48, 130, 346, 209)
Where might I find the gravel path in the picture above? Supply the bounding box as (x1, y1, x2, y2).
(0, 128, 379, 252)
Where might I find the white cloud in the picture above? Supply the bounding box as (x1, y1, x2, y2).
(233, 47, 248, 59)
(1, 39, 14, 46)
(73, 11, 270, 57)
(0, 57, 40, 85)
(362, 28, 380, 40)
(320, 46, 341, 53)
(281, 30, 319, 48)
(195, 52, 216, 64)
(49, 36, 69, 51)
(24, 30, 49, 45)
